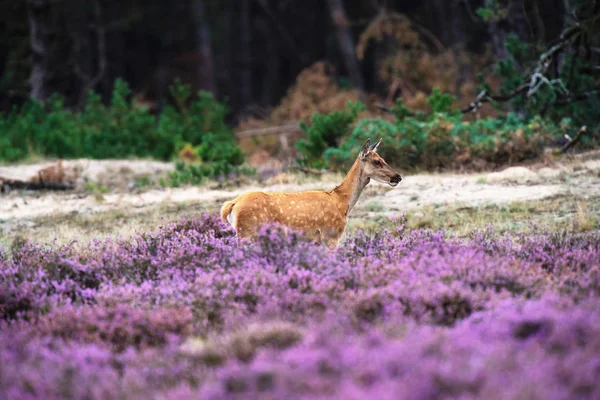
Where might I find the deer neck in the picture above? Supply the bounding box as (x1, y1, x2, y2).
(331, 157, 369, 217)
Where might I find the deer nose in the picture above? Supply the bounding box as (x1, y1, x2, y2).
(391, 174, 402, 183)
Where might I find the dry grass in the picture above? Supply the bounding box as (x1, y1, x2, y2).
(349, 194, 600, 238)
(574, 200, 599, 233)
(2, 190, 598, 254)
(2, 160, 599, 253)
(0, 200, 222, 252)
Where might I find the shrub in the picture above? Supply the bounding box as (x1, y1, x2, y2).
(476, 2, 600, 132)
(0, 79, 245, 176)
(166, 160, 255, 186)
(295, 101, 365, 168)
(322, 96, 574, 171)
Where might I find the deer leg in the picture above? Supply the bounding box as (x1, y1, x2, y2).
(325, 238, 339, 249)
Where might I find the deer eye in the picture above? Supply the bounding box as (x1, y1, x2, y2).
(374, 160, 382, 168)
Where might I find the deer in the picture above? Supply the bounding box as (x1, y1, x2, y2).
(220, 138, 402, 247)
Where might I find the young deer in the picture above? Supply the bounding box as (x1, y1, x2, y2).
(220, 138, 402, 246)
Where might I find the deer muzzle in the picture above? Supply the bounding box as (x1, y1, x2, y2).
(389, 174, 402, 187)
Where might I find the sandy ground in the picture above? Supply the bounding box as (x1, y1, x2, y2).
(1, 156, 599, 245)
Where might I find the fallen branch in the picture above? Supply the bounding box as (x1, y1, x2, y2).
(560, 125, 589, 153)
(0, 177, 74, 193)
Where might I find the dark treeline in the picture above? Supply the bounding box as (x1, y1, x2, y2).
(0, 0, 589, 123)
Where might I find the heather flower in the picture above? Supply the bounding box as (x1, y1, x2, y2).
(1, 214, 599, 398)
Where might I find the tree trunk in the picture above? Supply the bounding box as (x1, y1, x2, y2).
(27, 0, 55, 103)
(451, 0, 472, 85)
(487, 0, 530, 62)
(261, 16, 279, 108)
(506, 0, 529, 43)
(326, 0, 365, 93)
(66, 0, 105, 109)
(434, 0, 452, 46)
(65, 0, 92, 107)
(103, 0, 126, 103)
(240, 0, 252, 107)
(192, 0, 216, 96)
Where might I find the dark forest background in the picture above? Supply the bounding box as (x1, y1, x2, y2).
(0, 0, 587, 120)
(0, 0, 598, 177)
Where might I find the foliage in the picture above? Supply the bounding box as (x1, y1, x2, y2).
(317, 94, 581, 171)
(1, 215, 600, 398)
(426, 88, 457, 114)
(295, 101, 365, 168)
(0, 79, 244, 179)
(356, 11, 494, 114)
(475, 2, 600, 131)
(167, 160, 255, 187)
(475, 0, 508, 22)
(237, 62, 367, 132)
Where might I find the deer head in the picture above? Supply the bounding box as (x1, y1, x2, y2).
(358, 138, 402, 187)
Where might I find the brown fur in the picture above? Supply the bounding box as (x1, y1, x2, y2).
(221, 139, 401, 247)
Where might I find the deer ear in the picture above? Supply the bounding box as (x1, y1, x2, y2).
(359, 138, 371, 159)
(370, 138, 382, 153)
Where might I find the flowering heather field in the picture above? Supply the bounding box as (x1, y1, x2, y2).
(1, 214, 599, 399)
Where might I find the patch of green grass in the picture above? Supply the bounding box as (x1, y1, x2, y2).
(365, 200, 384, 212)
(84, 182, 110, 202)
(84, 182, 109, 194)
(134, 175, 154, 189)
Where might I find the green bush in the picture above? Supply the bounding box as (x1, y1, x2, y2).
(167, 161, 255, 187)
(324, 118, 404, 169)
(320, 96, 580, 172)
(427, 88, 457, 114)
(295, 101, 365, 168)
(0, 79, 245, 181)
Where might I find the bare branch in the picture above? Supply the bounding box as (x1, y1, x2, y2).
(552, 89, 600, 106)
(460, 83, 530, 114)
(560, 126, 589, 153)
(377, 82, 597, 118)
(375, 103, 397, 114)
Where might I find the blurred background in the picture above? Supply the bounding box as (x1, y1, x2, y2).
(0, 0, 598, 180)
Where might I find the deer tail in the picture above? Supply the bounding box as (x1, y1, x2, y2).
(220, 200, 236, 224)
